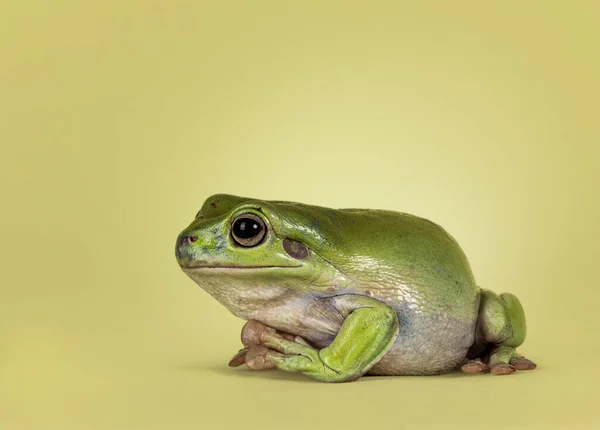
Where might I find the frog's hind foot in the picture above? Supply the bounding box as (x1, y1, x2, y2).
(510, 355, 537, 371)
(489, 346, 537, 375)
(461, 358, 489, 374)
(461, 347, 537, 375)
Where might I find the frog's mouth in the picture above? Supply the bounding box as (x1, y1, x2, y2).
(181, 264, 303, 270)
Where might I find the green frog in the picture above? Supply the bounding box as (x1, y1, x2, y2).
(175, 194, 536, 382)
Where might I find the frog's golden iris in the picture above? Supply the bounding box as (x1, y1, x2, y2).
(230, 213, 267, 247)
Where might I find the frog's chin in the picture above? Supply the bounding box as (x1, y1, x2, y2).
(180, 266, 309, 320)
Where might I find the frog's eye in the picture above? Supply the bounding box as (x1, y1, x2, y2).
(230, 213, 267, 247)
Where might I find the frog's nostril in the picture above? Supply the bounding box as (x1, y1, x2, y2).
(177, 234, 198, 249)
(176, 234, 199, 260)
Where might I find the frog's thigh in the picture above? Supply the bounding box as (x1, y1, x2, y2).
(257, 294, 399, 382)
(475, 290, 536, 375)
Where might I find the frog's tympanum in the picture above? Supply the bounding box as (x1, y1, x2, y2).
(175, 194, 536, 382)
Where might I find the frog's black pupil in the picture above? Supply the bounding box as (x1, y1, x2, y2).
(234, 218, 261, 239)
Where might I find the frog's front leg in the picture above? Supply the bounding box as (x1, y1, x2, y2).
(462, 289, 536, 375)
(229, 294, 400, 382)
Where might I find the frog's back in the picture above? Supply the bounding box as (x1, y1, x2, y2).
(331, 207, 479, 306)
(323, 208, 481, 375)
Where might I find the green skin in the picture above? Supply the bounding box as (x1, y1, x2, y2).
(176, 194, 536, 382)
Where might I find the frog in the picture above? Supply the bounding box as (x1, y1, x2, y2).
(175, 194, 536, 382)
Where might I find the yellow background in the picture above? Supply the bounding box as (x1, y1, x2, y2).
(1, 1, 599, 429)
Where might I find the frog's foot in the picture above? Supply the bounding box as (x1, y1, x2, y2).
(488, 346, 537, 375)
(227, 320, 313, 369)
(461, 358, 489, 374)
(510, 355, 537, 371)
(461, 349, 537, 375)
(228, 345, 278, 370)
(228, 320, 333, 377)
(461, 352, 536, 375)
(240, 320, 313, 348)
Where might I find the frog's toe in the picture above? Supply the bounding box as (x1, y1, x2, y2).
(244, 345, 278, 370)
(228, 345, 279, 370)
(241, 320, 273, 347)
(228, 348, 248, 367)
(490, 363, 516, 375)
(510, 355, 537, 370)
(461, 358, 489, 374)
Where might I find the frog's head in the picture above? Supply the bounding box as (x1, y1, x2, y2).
(175, 194, 349, 318)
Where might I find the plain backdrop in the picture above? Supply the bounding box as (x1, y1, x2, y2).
(1, 1, 599, 429)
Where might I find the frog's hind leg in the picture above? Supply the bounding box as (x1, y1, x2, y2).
(462, 290, 536, 375)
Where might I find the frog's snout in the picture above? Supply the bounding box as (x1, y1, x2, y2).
(175, 233, 198, 261)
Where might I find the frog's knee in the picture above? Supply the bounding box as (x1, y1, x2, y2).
(478, 290, 527, 348)
(499, 293, 527, 348)
(478, 290, 511, 344)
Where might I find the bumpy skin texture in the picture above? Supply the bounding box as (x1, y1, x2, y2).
(176, 194, 535, 382)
